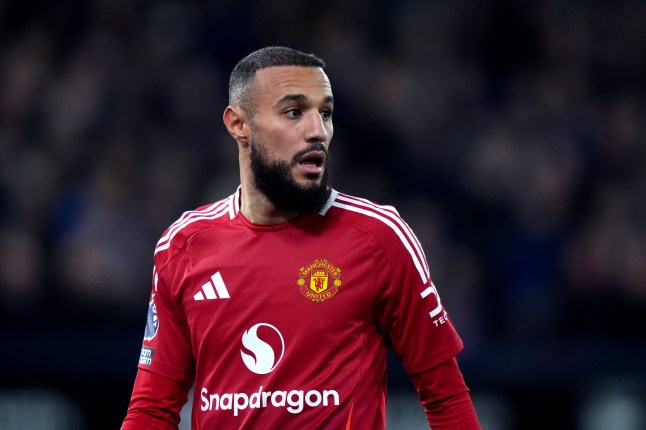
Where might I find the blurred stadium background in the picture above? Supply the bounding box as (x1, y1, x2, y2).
(1, 0, 645, 429)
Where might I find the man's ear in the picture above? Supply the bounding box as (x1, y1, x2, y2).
(223, 106, 250, 147)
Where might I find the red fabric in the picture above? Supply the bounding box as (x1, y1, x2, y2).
(131, 189, 464, 428)
(121, 369, 191, 430)
(413, 357, 481, 429)
(123, 189, 474, 428)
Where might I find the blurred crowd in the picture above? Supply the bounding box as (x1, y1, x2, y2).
(1, 0, 645, 428)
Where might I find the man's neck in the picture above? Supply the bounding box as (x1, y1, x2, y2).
(239, 184, 300, 225)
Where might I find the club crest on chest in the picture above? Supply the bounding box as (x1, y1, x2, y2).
(297, 259, 342, 302)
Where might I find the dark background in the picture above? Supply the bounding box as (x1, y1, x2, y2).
(1, 1, 645, 429)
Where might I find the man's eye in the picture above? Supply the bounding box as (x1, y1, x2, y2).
(285, 109, 301, 118)
(320, 110, 333, 120)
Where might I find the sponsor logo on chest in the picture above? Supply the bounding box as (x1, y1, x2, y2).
(199, 322, 340, 417)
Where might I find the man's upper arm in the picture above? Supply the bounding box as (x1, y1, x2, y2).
(371, 214, 463, 373)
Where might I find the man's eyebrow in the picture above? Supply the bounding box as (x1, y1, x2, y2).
(276, 94, 334, 106)
(276, 94, 307, 106)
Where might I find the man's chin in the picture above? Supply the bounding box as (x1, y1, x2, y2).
(296, 178, 324, 189)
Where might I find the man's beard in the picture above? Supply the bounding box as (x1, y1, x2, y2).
(250, 139, 331, 214)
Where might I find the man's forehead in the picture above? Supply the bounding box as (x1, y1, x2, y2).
(253, 66, 332, 98)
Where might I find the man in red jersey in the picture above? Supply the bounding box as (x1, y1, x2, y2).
(122, 46, 480, 429)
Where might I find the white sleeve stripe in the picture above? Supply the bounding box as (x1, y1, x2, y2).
(155, 197, 232, 254)
(338, 193, 400, 216)
(157, 188, 239, 245)
(336, 194, 430, 279)
(158, 199, 228, 244)
(332, 200, 429, 283)
(156, 199, 228, 248)
(155, 205, 230, 254)
(341, 193, 430, 276)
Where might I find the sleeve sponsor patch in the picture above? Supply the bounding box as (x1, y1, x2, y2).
(139, 346, 155, 366)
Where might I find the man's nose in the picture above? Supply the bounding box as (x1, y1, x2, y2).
(304, 111, 330, 144)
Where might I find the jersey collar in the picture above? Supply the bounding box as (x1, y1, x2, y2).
(230, 186, 338, 219)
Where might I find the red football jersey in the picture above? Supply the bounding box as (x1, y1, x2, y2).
(137, 188, 463, 429)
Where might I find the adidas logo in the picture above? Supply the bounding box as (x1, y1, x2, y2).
(194, 272, 230, 300)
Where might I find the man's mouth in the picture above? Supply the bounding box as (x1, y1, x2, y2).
(298, 150, 326, 168)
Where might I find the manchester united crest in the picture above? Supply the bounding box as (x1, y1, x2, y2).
(297, 259, 342, 302)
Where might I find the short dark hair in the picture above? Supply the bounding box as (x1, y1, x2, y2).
(229, 46, 326, 113)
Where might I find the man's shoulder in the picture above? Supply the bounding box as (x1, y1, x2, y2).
(328, 190, 430, 283)
(327, 190, 404, 233)
(154, 193, 238, 260)
(327, 190, 420, 253)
